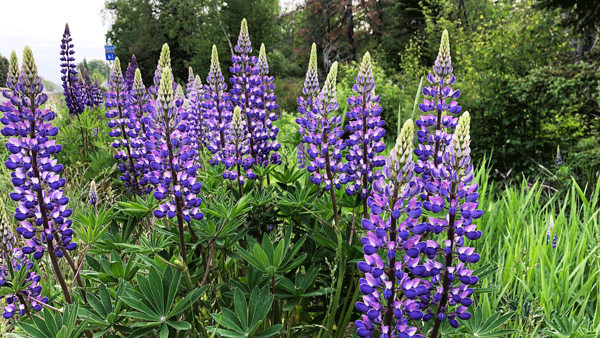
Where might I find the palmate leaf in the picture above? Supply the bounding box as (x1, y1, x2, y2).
(18, 305, 88, 338)
(121, 266, 208, 336)
(456, 308, 518, 337)
(208, 286, 281, 338)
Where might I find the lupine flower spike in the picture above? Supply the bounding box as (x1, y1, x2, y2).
(297, 62, 344, 227)
(356, 119, 423, 338)
(256, 43, 281, 167)
(415, 29, 461, 181)
(146, 66, 203, 264)
(149, 44, 177, 99)
(59, 23, 84, 117)
(205, 45, 231, 164)
(556, 146, 562, 166)
(89, 180, 98, 206)
(428, 112, 482, 337)
(341, 51, 386, 219)
(296, 43, 319, 169)
(230, 19, 259, 166)
(105, 57, 143, 194)
(125, 55, 138, 91)
(1, 46, 75, 303)
(223, 106, 249, 195)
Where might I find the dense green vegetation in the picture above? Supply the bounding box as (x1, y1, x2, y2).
(0, 0, 599, 337)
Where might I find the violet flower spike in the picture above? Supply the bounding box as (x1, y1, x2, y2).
(204, 45, 231, 165)
(255, 43, 281, 166)
(1, 46, 75, 303)
(59, 23, 84, 117)
(105, 57, 144, 194)
(296, 43, 320, 171)
(301, 62, 345, 191)
(415, 29, 461, 181)
(340, 51, 386, 219)
(145, 65, 202, 264)
(356, 119, 423, 338)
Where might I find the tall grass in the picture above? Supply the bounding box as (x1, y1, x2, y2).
(468, 161, 600, 337)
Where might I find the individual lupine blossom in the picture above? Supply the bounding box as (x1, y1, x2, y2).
(223, 106, 255, 186)
(298, 62, 345, 190)
(355, 119, 424, 338)
(204, 45, 232, 165)
(295, 43, 319, 169)
(0, 248, 49, 319)
(145, 66, 203, 223)
(0, 47, 76, 261)
(125, 55, 138, 92)
(415, 30, 461, 182)
(425, 112, 482, 334)
(556, 146, 562, 166)
(59, 23, 84, 117)
(254, 43, 281, 166)
(105, 57, 143, 194)
(340, 52, 386, 202)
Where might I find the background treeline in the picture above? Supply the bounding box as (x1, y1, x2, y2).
(9, 0, 592, 184)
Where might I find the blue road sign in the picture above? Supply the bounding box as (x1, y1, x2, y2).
(104, 45, 115, 51)
(105, 52, 115, 61)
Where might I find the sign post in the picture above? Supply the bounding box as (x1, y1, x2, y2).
(104, 45, 115, 61)
(104, 46, 115, 84)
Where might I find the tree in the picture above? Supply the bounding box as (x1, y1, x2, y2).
(103, 0, 281, 85)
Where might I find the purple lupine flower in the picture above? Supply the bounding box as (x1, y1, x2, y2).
(204, 45, 231, 165)
(81, 68, 97, 109)
(145, 65, 202, 264)
(5, 51, 19, 92)
(255, 43, 281, 166)
(59, 23, 84, 117)
(415, 30, 461, 181)
(355, 119, 423, 338)
(185, 67, 208, 152)
(125, 55, 138, 92)
(222, 106, 255, 193)
(427, 112, 482, 334)
(340, 52, 386, 218)
(0, 248, 49, 318)
(556, 146, 562, 166)
(296, 43, 319, 170)
(0, 47, 75, 303)
(92, 74, 103, 106)
(229, 19, 260, 167)
(89, 180, 98, 206)
(297, 62, 344, 190)
(1, 47, 77, 261)
(105, 57, 143, 194)
(128, 68, 152, 193)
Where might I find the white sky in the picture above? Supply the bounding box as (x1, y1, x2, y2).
(0, 0, 301, 85)
(0, 0, 111, 85)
